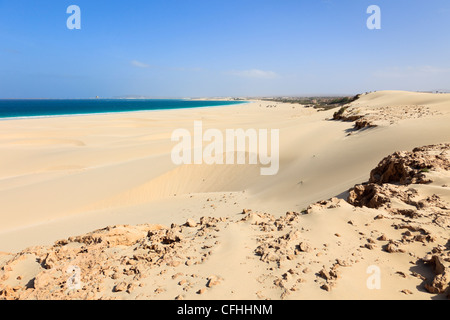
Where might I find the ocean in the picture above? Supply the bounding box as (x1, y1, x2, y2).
(0, 99, 247, 119)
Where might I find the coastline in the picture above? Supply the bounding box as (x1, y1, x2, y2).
(0, 99, 250, 121)
(0, 90, 449, 300)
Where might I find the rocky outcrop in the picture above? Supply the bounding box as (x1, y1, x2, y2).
(332, 106, 376, 131)
(348, 184, 396, 209)
(333, 106, 362, 122)
(333, 100, 439, 130)
(0, 218, 225, 300)
(354, 119, 376, 130)
(369, 144, 450, 185)
(348, 144, 450, 209)
(345, 144, 450, 299)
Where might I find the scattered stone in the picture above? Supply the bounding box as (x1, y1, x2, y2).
(411, 272, 426, 281)
(401, 289, 413, 295)
(385, 242, 406, 254)
(207, 278, 221, 288)
(319, 269, 331, 281)
(168, 260, 181, 267)
(113, 282, 127, 293)
(321, 284, 331, 292)
(154, 287, 165, 294)
(299, 242, 312, 253)
(186, 219, 197, 228)
(197, 288, 207, 295)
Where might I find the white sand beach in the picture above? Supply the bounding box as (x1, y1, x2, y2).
(0, 90, 449, 300)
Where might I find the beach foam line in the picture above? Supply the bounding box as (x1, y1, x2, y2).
(0, 100, 250, 121)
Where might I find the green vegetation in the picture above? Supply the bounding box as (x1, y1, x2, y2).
(326, 95, 361, 106)
(261, 94, 360, 111)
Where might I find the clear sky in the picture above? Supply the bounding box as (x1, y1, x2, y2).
(1, 0, 449, 98)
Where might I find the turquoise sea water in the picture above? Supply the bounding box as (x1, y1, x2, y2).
(0, 99, 247, 119)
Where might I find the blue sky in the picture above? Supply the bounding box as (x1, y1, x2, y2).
(0, 0, 449, 98)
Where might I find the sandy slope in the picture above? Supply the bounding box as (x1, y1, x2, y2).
(0, 90, 449, 300)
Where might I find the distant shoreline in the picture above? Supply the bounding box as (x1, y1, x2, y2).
(0, 99, 249, 120)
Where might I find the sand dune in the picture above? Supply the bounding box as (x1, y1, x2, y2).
(355, 90, 450, 109)
(0, 91, 449, 300)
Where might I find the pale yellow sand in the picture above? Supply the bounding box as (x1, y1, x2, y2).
(0, 90, 449, 300)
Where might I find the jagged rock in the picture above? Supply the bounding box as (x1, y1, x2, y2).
(242, 212, 268, 225)
(263, 252, 281, 263)
(299, 242, 312, 253)
(425, 272, 449, 295)
(41, 252, 58, 269)
(348, 145, 450, 211)
(197, 288, 207, 295)
(185, 219, 197, 228)
(72, 225, 164, 247)
(348, 184, 392, 209)
(321, 283, 332, 292)
(385, 242, 406, 254)
(396, 209, 420, 219)
(206, 275, 221, 288)
(32, 273, 50, 291)
(285, 230, 301, 242)
(319, 269, 331, 281)
(335, 259, 352, 267)
(0, 286, 15, 300)
(354, 119, 376, 130)
(113, 281, 130, 293)
(0, 216, 226, 300)
(317, 264, 340, 291)
(332, 107, 362, 122)
(370, 144, 450, 185)
(424, 255, 449, 295)
(306, 198, 341, 213)
(332, 99, 383, 131)
(161, 230, 183, 244)
(401, 289, 413, 295)
(199, 217, 219, 227)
